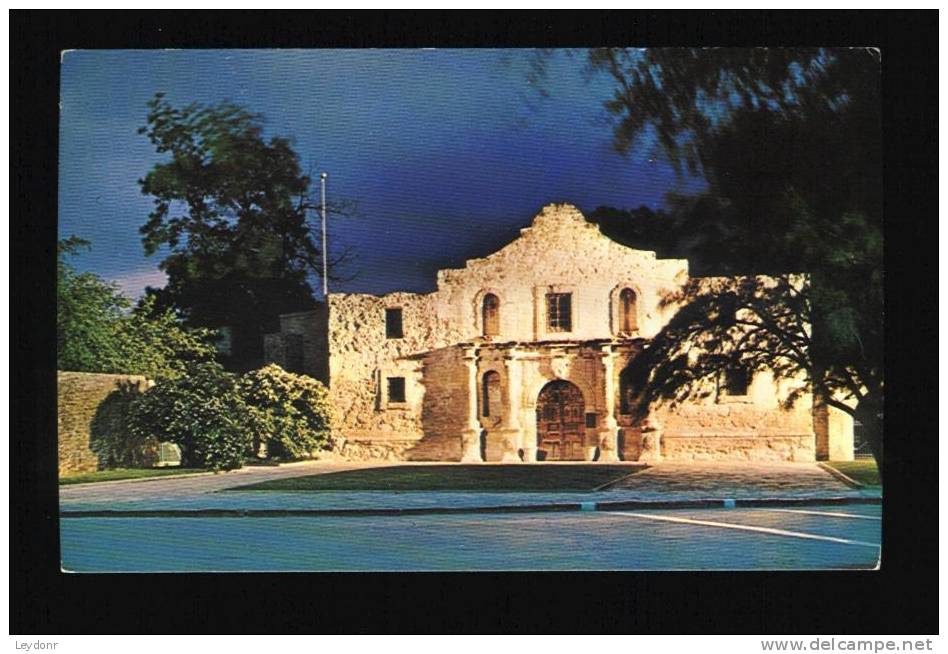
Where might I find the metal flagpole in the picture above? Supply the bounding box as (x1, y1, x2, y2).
(320, 172, 328, 298)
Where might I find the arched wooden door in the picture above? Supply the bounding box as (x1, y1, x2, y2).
(536, 380, 585, 461)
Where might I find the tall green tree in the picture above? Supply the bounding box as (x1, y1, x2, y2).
(137, 94, 327, 370)
(57, 237, 217, 378)
(57, 236, 126, 373)
(576, 48, 882, 463)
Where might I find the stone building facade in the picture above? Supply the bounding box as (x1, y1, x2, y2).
(268, 203, 853, 463)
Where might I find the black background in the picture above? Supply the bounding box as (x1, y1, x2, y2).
(10, 10, 938, 634)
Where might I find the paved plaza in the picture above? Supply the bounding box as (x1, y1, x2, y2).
(604, 461, 862, 497)
(59, 460, 880, 572)
(59, 460, 876, 513)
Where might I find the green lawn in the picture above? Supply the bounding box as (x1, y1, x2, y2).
(231, 464, 645, 492)
(825, 460, 880, 487)
(59, 467, 209, 485)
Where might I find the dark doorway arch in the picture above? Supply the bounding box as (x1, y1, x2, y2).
(481, 370, 502, 427)
(536, 380, 585, 461)
(619, 364, 638, 416)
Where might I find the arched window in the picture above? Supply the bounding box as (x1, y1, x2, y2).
(482, 293, 500, 337)
(482, 371, 502, 417)
(619, 288, 638, 333)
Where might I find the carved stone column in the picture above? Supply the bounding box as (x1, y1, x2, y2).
(598, 344, 620, 461)
(521, 381, 538, 464)
(498, 347, 525, 462)
(459, 346, 483, 462)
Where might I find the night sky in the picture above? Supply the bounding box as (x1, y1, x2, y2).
(59, 49, 705, 299)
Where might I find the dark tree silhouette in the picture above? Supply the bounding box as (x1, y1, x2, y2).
(573, 48, 883, 463)
(138, 94, 353, 371)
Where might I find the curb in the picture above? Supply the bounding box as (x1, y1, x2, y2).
(60, 495, 881, 519)
(58, 461, 339, 488)
(817, 462, 865, 488)
(59, 470, 218, 487)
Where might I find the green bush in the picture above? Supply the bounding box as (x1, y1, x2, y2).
(240, 364, 334, 460)
(127, 362, 253, 471)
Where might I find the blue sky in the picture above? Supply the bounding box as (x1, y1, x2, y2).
(59, 49, 704, 298)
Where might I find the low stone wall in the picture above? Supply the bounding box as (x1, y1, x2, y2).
(57, 371, 154, 476)
(334, 432, 815, 463)
(662, 435, 816, 462)
(335, 434, 462, 462)
(337, 436, 421, 462)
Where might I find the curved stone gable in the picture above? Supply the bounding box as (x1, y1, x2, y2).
(432, 203, 688, 342)
(439, 203, 687, 288)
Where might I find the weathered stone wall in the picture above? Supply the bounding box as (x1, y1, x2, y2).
(662, 435, 815, 461)
(641, 370, 816, 462)
(653, 370, 813, 435)
(338, 436, 423, 462)
(282, 308, 329, 382)
(263, 306, 330, 382)
(414, 346, 468, 460)
(328, 292, 436, 441)
(57, 371, 154, 476)
(813, 401, 855, 461)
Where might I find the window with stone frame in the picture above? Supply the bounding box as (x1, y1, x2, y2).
(385, 308, 403, 339)
(721, 366, 751, 397)
(482, 293, 500, 337)
(387, 377, 406, 403)
(546, 292, 572, 332)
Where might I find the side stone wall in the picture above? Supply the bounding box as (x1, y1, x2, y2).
(661, 435, 815, 461)
(647, 370, 817, 462)
(813, 401, 855, 461)
(328, 292, 442, 443)
(57, 371, 154, 476)
(413, 346, 467, 460)
(262, 306, 330, 382)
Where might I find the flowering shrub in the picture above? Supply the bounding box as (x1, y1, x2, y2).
(239, 364, 334, 460)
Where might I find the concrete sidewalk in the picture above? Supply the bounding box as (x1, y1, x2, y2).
(60, 460, 880, 515)
(59, 459, 365, 505)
